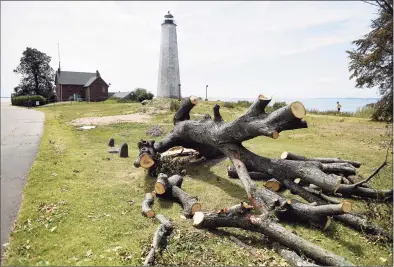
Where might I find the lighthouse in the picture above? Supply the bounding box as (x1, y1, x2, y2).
(157, 11, 181, 99)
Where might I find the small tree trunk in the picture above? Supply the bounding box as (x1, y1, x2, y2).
(143, 214, 173, 266)
(193, 208, 353, 266)
(141, 193, 155, 218)
(272, 242, 318, 266)
(119, 143, 128, 158)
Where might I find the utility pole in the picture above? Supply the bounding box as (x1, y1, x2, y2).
(205, 85, 208, 101)
(178, 84, 181, 101)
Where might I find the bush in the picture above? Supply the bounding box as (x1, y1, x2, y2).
(110, 88, 154, 103)
(223, 102, 235, 108)
(272, 101, 287, 110)
(170, 100, 180, 111)
(354, 106, 375, 119)
(235, 100, 253, 108)
(307, 109, 353, 117)
(11, 95, 46, 107)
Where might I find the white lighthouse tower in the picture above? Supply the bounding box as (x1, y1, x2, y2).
(157, 11, 181, 99)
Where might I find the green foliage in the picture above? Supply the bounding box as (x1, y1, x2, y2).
(13, 47, 55, 99)
(170, 100, 180, 111)
(354, 105, 375, 118)
(307, 109, 353, 117)
(347, 1, 393, 121)
(235, 100, 252, 108)
(223, 102, 235, 108)
(272, 101, 287, 110)
(307, 106, 375, 119)
(110, 88, 154, 103)
(11, 95, 46, 107)
(133, 88, 154, 102)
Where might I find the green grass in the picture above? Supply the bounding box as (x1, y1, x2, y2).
(2, 100, 393, 266)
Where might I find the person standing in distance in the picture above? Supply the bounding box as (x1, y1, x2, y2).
(337, 101, 342, 113)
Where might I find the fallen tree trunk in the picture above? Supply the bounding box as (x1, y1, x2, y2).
(281, 152, 361, 168)
(132, 94, 392, 264)
(144, 214, 173, 266)
(193, 205, 353, 266)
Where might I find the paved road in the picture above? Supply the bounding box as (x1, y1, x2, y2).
(1, 100, 44, 258)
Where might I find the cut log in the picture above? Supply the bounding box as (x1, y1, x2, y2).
(173, 96, 198, 124)
(143, 214, 173, 266)
(286, 180, 392, 240)
(227, 165, 272, 180)
(193, 207, 353, 266)
(213, 104, 224, 122)
(281, 152, 361, 168)
(264, 178, 282, 192)
(108, 137, 115, 147)
(321, 163, 357, 176)
(155, 173, 170, 195)
(141, 193, 155, 218)
(272, 242, 318, 266)
(171, 186, 201, 217)
(303, 187, 342, 204)
(239, 147, 391, 200)
(119, 143, 128, 158)
(154, 173, 200, 217)
(242, 94, 272, 117)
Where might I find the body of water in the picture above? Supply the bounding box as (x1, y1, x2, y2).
(208, 97, 379, 113)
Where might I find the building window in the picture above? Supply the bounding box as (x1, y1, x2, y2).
(102, 85, 106, 93)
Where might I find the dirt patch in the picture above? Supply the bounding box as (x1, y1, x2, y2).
(69, 113, 152, 126)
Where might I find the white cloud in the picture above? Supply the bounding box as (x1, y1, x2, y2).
(1, 1, 380, 99)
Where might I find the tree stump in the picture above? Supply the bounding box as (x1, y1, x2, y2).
(120, 143, 128, 158)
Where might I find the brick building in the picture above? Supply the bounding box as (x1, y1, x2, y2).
(55, 68, 109, 102)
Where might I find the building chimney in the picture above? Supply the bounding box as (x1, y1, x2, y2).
(96, 70, 100, 77)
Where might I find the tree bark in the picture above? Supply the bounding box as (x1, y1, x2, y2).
(143, 214, 173, 266)
(141, 193, 155, 218)
(272, 242, 318, 266)
(227, 165, 272, 180)
(193, 207, 353, 266)
(281, 152, 361, 168)
(173, 96, 198, 124)
(154, 174, 201, 217)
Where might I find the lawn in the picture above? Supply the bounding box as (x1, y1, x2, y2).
(3, 99, 393, 266)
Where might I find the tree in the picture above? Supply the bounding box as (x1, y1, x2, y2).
(134, 96, 392, 266)
(13, 47, 55, 99)
(133, 88, 154, 102)
(347, 0, 393, 121)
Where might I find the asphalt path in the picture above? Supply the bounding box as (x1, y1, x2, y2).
(1, 99, 44, 259)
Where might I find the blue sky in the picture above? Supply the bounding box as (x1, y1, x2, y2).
(1, 1, 381, 99)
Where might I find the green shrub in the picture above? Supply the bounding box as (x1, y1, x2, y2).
(11, 95, 46, 107)
(354, 106, 375, 118)
(170, 100, 180, 111)
(223, 102, 235, 108)
(307, 109, 353, 117)
(235, 100, 252, 108)
(272, 101, 287, 110)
